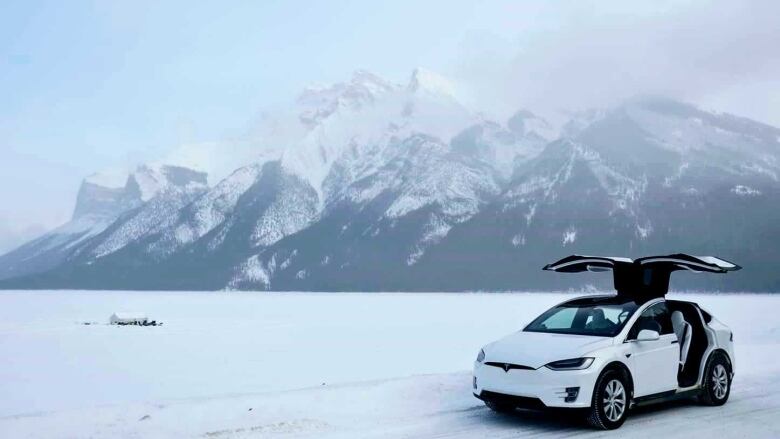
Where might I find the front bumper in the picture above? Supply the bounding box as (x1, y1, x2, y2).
(473, 361, 600, 408)
(474, 390, 547, 410)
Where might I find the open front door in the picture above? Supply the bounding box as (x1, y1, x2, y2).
(625, 301, 679, 396)
(543, 254, 741, 298)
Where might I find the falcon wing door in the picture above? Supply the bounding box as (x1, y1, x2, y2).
(635, 254, 741, 273)
(542, 255, 634, 273)
(542, 253, 741, 298)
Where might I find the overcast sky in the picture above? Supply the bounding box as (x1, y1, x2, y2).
(1, 0, 778, 253)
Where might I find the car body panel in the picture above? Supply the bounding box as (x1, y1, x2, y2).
(474, 359, 603, 408)
(625, 333, 679, 396)
(702, 308, 735, 374)
(695, 305, 736, 384)
(483, 331, 614, 369)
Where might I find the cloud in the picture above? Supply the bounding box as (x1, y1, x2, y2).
(0, 220, 47, 254)
(453, 0, 780, 125)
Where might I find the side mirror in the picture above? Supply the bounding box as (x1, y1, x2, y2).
(636, 329, 660, 342)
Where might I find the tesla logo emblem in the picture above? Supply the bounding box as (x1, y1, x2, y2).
(502, 363, 511, 372)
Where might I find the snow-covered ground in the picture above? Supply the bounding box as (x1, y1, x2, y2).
(0, 291, 778, 438)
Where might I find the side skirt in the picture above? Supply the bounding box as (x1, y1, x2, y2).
(630, 389, 700, 408)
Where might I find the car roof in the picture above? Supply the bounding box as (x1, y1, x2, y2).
(666, 298, 701, 308)
(562, 294, 645, 306)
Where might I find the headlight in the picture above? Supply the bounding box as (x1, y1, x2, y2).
(544, 357, 594, 370)
(476, 349, 485, 363)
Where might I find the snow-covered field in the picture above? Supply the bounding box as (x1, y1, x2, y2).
(1, 291, 779, 438)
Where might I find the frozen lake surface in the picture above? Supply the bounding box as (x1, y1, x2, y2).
(1, 291, 779, 438)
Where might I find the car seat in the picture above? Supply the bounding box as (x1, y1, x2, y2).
(587, 308, 608, 329)
(671, 311, 692, 369)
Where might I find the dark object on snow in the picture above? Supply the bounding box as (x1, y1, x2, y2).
(110, 313, 148, 325)
(543, 254, 741, 298)
(110, 314, 162, 326)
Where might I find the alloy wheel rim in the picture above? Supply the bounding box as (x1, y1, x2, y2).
(602, 379, 626, 422)
(712, 364, 728, 399)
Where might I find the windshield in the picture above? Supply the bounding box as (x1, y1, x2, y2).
(524, 296, 640, 337)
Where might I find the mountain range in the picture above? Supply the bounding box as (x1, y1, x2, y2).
(2, 69, 779, 292)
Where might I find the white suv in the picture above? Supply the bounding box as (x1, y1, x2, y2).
(473, 254, 739, 429)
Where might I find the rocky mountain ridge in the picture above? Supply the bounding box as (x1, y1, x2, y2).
(2, 71, 778, 292)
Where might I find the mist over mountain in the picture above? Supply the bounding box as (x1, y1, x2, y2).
(1, 70, 778, 292)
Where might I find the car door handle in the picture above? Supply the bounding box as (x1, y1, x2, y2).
(670, 340, 679, 344)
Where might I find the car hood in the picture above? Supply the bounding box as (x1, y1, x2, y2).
(484, 331, 614, 369)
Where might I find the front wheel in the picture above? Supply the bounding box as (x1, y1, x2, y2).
(587, 369, 629, 430)
(700, 353, 731, 406)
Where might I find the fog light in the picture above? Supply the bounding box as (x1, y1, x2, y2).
(473, 376, 478, 389)
(564, 387, 579, 403)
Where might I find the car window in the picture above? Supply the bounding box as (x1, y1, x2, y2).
(538, 307, 577, 329)
(627, 302, 673, 339)
(524, 296, 639, 337)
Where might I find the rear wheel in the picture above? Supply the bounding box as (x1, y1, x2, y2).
(587, 369, 629, 430)
(700, 353, 731, 406)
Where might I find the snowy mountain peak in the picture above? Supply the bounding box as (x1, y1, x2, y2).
(297, 70, 399, 127)
(73, 163, 209, 224)
(407, 68, 457, 97)
(349, 69, 397, 94)
(507, 110, 557, 141)
(72, 179, 137, 221)
(84, 168, 130, 189)
(281, 68, 477, 205)
(128, 164, 209, 202)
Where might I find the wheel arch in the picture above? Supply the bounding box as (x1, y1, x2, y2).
(698, 348, 732, 386)
(708, 348, 732, 369)
(600, 361, 634, 397)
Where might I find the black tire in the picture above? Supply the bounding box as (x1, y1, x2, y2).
(484, 400, 515, 414)
(700, 353, 731, 406)
(587, 369, 630, 430)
